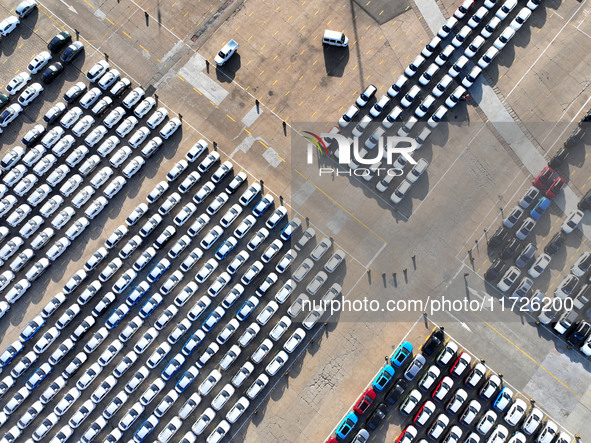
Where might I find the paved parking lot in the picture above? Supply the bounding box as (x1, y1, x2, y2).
(0, 0, 590, 440)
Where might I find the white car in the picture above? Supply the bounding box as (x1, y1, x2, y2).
(284, 327, 306, 353)
(115, 115, 138, 137)
(497, 0, 518, 19)
(71, 185, 94, 209)
(478, 46, 500, 69)
(109, 146, 132, 168)
(66, 112, 91, 136)
(211, 384, 235, 412)
(562, 209, 584, 234)
(18, 82, 44, 106)
(166, 159, 188, 182)
(84, 196, 108, 219)
(22, 145, 45, 167)
(6, 72, 31, 95)
(65, 145, 89, 167)
(13, 174, 36, 197)
(246, 373, 269, 400)
(134, 97, 156, 118)
(65, 217, 89, 240)
(7, 204, 31, 226)
(79, 154, 101, 176)
(85, 125, 108, 147)
(122, 87, 145, 109)
(128, 126, 150, 148)
(41, 126, 65, 149)
(0, 103, 23, 128)
(198, 153, 221, 176)
(86, 60, 110, 82)
(103, 106, 125, 129)
(122, 156, 145, 179)
(494, 26, 516, 50)
(97, 68, 120, 89)
(90, 166, 114, 189)
(160, 117, 181, 139)
(146, 107, 169, 128)
(141, 135, 163, 157)
(510, 7, 532, 30)
(79, 87, 102, 109)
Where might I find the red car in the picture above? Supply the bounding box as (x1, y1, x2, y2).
(353, 388, 377, 415)
(326, 438, 338, 443)
(533, 166, 555, 189)
(546, 177, 566, 198)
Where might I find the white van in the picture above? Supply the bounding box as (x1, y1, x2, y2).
(322, 30, 348, 47)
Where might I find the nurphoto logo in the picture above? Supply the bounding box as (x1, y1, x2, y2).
(303, 130, 419, 177)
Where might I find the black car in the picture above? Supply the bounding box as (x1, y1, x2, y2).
(422, 328, 444, 356)
(42, 62, 64, 84)
(487, 226, 508, 248)
(484, 258, 505, 281)
(548, 147, 569, 169)
(385, 379, 407, 405)
(578, 190, 591, 211)
(63, 83, 86, 104)
(22, 126, 44, 147)
(47, 31, 71, 52)
(366, 403, 388, 430)
(60, 41, 84, 64)
(43, 103, 67, 125)
(0, 94, 8, 111)
(567, 321, 591, 347)
(579, 109, 591, 126)
(500, 238, 520, 260)
(564, 126, 584, 149)
(544, 232, 566, 255)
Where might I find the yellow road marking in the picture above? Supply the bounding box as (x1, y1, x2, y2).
(472, 312, 581, 398)
(83, 0, 95, 9)
(177, 75, 185, 82)
(244, 129, 252, 135)
(259, 140, 269, 149)
(105, 17, 114, 25)
(294, 169, 388, 244)
(122, 31, 132, 39)
(192, 87, 202, 95)
(226, 114, 236, 122)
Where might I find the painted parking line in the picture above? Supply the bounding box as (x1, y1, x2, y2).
(470, 311, 581, 398)
(293, 169, 388, 244)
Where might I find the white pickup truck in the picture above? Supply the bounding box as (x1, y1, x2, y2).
(215, 39, 239, 66)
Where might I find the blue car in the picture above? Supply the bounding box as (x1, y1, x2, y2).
(19, 317, 46, 342)
(105, 305, 130, 329)
(126, 282, 150, 306)
(391, 341, 413, 367)
(139, 294, 163, 319)
(0, 342, 24, 367)
(147, 259, 170, 283)
(236, 297, 259, 321)
(26, 364, 52, 390)
(252, 194, 273, 217)
(335, 412, 358, 440)
(182, 332, 205, 356)
(214, 238, 236, 260)
(493, 386, 514, 411)
(133, 416, 159, 442)
(530, 197, 551, 220)
(372, 365, 395, 392)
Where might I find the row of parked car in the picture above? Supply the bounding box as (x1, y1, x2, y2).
(328, 328, 571, 443)
(484, 159, 591, 356)
(0, 54, 184, 322)
(332, 0, 542, 206)
(0, 137, 346, 442)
